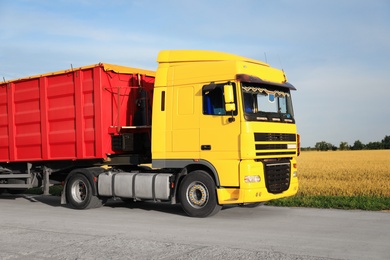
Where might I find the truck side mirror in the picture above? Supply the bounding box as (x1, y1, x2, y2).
(224, 84, 236, 112)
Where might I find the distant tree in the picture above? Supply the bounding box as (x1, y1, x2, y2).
(315, 141, 325, 151)
(382, 135, 390, 149)
(366, 142, 382, 150)
(339, 142, 349, 151)
(313, 135, 390, 151)
(352, 140, 364, 150)
(315, 141, 333, 151)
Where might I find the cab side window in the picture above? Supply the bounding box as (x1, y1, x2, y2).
(202, 83, 237, 116)
(203, 85, 225, 115)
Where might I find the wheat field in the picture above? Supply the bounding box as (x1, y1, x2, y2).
(297, 150, 390, 197)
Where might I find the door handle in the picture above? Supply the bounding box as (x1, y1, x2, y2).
(201, 145, 211, 150)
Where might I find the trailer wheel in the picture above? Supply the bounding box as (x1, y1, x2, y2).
(66, 173, 104, 209)
(179, 170, 221, 218)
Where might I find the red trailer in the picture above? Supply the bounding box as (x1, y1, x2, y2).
(0, 63, 155, 192)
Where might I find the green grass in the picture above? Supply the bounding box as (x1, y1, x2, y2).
(266, 195, 390, 211)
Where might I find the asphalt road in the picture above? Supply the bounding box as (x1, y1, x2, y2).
(0, 194, 389, 260)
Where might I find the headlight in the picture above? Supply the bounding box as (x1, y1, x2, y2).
(293, 171, 298, 177)
(244, 175, 261, 183)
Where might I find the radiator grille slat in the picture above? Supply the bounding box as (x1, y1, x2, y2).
(254, 133, 297, 157)
(255, 133, 296, 142)
(256, 144, 287, 150)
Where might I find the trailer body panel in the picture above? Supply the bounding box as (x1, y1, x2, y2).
(0, 64, 155, 162)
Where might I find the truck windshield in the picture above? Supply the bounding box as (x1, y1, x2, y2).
(241, 82, 294, 123)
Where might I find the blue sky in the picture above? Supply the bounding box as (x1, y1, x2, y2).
(1, 0, 389, 147)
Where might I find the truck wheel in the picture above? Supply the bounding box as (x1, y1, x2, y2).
(66, 173, 104, 209)
(179, 170, 222, 218)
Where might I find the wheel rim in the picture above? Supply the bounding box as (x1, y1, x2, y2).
(70, 179, 87, 203)
(186, 181, 209, 208)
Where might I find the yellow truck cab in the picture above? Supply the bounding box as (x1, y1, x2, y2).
(152, 50, 299, 217)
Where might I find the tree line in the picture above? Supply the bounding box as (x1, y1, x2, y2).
(303, 135, 390, 151)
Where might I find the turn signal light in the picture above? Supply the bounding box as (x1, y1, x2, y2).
(297, 134, 301, 156)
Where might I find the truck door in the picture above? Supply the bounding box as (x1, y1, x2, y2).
(199, 82, 240, 187)
(171, 86, 200, 158)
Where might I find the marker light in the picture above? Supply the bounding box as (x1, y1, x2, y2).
(287, 144, 297, 149)
(244, 175, 261, 183)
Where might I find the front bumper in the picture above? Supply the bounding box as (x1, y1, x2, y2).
(217, 158, 298, 205)
(217, 182, 298, 205)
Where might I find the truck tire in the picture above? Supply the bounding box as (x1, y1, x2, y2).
(179, 170, 222, 218)
(66, 173, 104, 209)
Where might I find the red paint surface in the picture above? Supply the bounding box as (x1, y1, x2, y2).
(0, 64, 155, 162)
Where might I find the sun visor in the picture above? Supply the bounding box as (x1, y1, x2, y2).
(236, 74, 296, 90)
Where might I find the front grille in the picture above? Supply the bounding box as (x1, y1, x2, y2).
(264, 160, 290, 194)
(256, 144, 287, 150)
(254, 132, 297, 157)
(255, 133, 296, 142)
